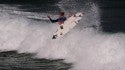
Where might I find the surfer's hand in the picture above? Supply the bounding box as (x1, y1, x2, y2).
(47, 16, 51, 18)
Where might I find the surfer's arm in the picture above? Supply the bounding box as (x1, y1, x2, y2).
(47, 16, 58, 23)
(49, 18, 58, 23)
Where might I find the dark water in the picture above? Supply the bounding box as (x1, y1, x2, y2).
(0, 51, 71, 70)
(99, 0, 125, 33)
(0, 0, 59, 4)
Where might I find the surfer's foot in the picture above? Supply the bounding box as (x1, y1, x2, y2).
(60, 26, 63, 29)
(52, 35, 57, 39)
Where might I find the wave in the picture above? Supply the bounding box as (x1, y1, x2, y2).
(0, 1, 125, 70)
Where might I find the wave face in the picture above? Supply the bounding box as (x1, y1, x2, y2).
(0, 0, 125, 70)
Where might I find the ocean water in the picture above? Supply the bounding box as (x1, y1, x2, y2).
(0, 0, 125, 70)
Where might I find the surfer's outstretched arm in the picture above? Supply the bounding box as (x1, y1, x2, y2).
(47, 16, 58, 23)
(49, 18, 58, 23)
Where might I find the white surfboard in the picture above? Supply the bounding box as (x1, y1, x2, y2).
(52, 12, 83, 39)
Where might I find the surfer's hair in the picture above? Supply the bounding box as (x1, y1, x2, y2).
(59, 12, 65, 16)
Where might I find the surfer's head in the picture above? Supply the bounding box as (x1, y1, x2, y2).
(59, 12, 65, 17)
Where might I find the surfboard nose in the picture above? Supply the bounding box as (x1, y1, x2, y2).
(75, 12, 83, 17)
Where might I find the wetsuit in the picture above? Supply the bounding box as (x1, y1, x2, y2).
(49, 16, 66, 23)
(49, 16, 66, 29)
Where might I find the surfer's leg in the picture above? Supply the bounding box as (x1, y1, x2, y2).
(60, 25, 63, 29)
(59, 24, 64, 35)
(60, 24, 64, 29)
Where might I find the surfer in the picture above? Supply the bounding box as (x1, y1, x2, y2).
(47, 12, 67, 29)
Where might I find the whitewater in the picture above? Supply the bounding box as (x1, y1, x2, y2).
(0, 1, 125, 70)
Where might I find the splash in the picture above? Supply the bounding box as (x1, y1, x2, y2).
(0, 2, 125, 70)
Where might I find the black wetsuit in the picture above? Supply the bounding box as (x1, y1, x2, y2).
(49, 16, 66, 23)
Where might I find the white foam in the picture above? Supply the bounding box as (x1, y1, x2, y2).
(0, 3, 125, 70)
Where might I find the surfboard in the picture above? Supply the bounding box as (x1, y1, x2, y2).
(52, 12, 83, 39)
